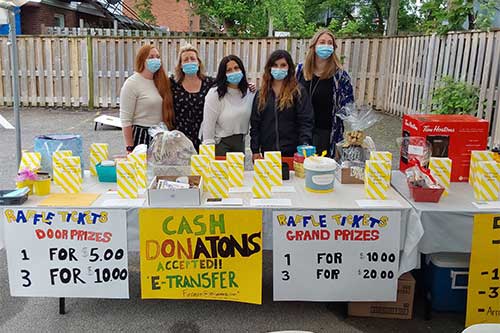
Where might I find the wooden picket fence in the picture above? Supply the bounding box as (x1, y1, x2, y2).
(0, 31, 499, 143)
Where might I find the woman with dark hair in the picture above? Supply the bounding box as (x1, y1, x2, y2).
(201, 55, 255, 156)
(250, 50, 314, 160)
(119, 44, 173, 153)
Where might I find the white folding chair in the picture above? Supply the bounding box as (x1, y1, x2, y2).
(462, 324, 500, 333)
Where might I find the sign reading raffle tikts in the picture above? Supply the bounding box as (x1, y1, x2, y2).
(139, 209, 263, 304)
(273, 210, 401, 301)
(3, 208, 129, 298)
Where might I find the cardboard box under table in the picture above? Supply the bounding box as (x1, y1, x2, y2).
(147, 176, 203, 207)
(348, 272, 416, 319)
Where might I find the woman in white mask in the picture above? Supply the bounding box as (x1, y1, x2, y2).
(296, 29, 354, 157)
(119, 44, 173, 153)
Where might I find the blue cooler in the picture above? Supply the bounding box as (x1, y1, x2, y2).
(425, 253, 470, 312)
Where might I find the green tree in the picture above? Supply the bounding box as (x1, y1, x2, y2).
(186, 0, 314, 37)
(420, 0, 498, 34)
(317, 0, 420, 36)
(134, 0, 157, 25)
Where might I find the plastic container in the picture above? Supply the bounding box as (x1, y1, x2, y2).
(425, 253, 469, 312)
(303, 157, 338, 193)
(16, 180, 34, 194)
(294, 153, 305, 178)
(34, 178, 51, 196)
(408, 182, 445, 202)
(0, 190, 28, 205)
(96, 162, 117, 182)
(297, 145, 316, 157)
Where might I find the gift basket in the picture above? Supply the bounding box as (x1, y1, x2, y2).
(335, 103, 379, 184)
(398, 137, 445, 202)
(148, 123, 197, 176)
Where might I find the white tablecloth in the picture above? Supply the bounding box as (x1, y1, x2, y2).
(392, 171, 499, 254)
(1, 171, 422, 274)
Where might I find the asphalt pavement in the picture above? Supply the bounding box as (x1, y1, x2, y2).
(0, 107, 464, 332)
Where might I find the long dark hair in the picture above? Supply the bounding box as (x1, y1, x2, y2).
(215, 55, 249, 99)
(258, 49, 300, 112)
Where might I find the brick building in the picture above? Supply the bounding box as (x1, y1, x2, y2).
(20, 0, 116, 35)
(124, 0, 200, 32)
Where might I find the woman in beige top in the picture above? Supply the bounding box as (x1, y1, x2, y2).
(119, 44, 173, 153)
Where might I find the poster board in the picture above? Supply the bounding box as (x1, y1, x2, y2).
(466, 214, 500, 327)
(3, 208, 129, 298)
(139, 208, 263, 304)
(273, 210, 401, 301)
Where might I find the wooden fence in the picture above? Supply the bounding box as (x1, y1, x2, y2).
(0, 32, 499, 143)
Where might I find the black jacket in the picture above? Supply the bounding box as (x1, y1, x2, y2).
(250, 85, 314, 157)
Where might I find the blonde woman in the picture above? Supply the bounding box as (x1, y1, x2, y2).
(296, 28, 354, 157)
(169, 44, 215, 151)
(119, 44, 173, 153)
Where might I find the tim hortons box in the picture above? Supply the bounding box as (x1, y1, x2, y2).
(400, 114, 488, 182)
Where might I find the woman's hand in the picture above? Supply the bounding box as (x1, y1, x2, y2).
(252, 153, 263, 162)
(248, 82, 257, 93)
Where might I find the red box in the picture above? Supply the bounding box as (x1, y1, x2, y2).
(400, 115, 489, 182)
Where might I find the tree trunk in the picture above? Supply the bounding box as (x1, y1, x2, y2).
(268, 9, 273, 37)
(387, 0, 400, 36)
(372, 1, 385, 34)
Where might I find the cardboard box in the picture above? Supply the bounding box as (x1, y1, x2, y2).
(147, 175, 203, 207)
(340, 167, 364, 184)
(400, 114, 489, 182)
(348, 273, 416, 320)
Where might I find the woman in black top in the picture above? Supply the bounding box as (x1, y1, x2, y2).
(296, 28, 354, 157)
(250, 50, 314, 159)
(169, 44, 214, 151)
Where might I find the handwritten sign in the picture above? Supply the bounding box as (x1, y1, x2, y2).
(466, 214, 500, 327)
(3, 209, 129, 298)
(273, 210, 400, 301)
(139, 209, 263, 304)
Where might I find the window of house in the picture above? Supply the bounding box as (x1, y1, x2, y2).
(54, 14, 65, 28)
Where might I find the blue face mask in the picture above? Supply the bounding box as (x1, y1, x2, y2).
(271, 68, 288, 81)
(182, 62, 199, 75)
(316, 45, 334, 59)
(146, 58, 161, 73)
(226, 71, 243, 85)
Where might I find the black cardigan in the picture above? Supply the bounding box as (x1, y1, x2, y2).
(250, 85, 314, 157)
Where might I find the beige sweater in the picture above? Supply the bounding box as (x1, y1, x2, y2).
(119, 73, 163, 127)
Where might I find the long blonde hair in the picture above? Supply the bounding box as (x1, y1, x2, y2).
(258, 50, 301, 112)
(174, 44, 206, 83)
(303, 29, 343, 81)
(135, 44, 174, 129)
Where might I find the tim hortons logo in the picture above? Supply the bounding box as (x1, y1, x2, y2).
(422, 125, 455, 133)
(404, 119, 418, 131)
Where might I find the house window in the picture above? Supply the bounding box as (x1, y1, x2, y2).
(54, 14, 65, 28)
